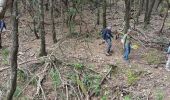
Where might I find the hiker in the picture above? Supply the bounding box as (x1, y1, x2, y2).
(122, 29, 132, 60)
(101, 26, 113, 56)
(0, 19, 6, 48)
(0, 19, 6, 32)
(165, 42, 170, 71)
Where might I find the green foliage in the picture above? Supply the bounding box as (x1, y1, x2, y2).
(76, 75, 87, 95)
(124, 95, 132, 100)
(155, 90, 164, 100)
(72, 63, 84, 69)
(17, 69, 27, 82)
(67, 72, 77, 84)
(101, 95, 107, 100)
(50, 68, 61, 87)
(126, 70, 139, 85)
(86, 74, 101, 96)
(2, 48, 9, 65)
(143, 49, 164, 65)
(14, 86, 21, 97)
(30, 76, 37, 86)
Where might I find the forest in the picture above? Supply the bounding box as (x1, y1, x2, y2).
(0, 0, 170, 100)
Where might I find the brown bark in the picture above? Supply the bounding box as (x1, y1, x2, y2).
(39, 0, 47, 56)
(124, 0, 131, 33)
(136, 0, 144, 23)
(159, 0, 169, 34)
(6, 0, 19, 99)
(0, 33, 2, 49)
(144, 0, 156, 27)
(50, 0, 57, 43)
(103, 0, 106, 28)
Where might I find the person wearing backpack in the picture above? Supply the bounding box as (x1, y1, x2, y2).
(101, 26, 113, 56)
(165, 42, 170, 71)
(0, 19, 6, 32)
(122, 29, 132, 61)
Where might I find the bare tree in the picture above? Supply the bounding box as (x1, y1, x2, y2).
(102, 0, 107, 28)
(124, 0, 131, 33)
(50, 0, 57, 43)
(144, 0, 156, 27)
(39, 0, 47, 56)
(96, 0, 100, 25)
(6, 0, 18, 99)
(159, 0, 169, 34)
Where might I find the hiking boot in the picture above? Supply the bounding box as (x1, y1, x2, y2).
(106, 53, 111, 56)
(109, 50, 114, 54)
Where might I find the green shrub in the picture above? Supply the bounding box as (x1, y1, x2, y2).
(124, 95, 132, 100)
(155, 90, 164, 100)
(72, 63, 84, 69)
(50, 68, 61, 87)
(2, 48, 9, 65)
(143, 49, 164, 65)
(14, 86, 21, 97)
(126, 70, 139, 85)
(17, 69, 27, 82)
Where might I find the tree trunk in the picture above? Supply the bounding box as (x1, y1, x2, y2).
(96, 0, 100, 25)
(45, 0, 49, 11)
(33, 17, 39, 39)
(159, 0, 169, 34)
(147, 0, 156, 22)
(144, 0, 149, 23)
(124, 0, 131, 34)
(25, 0, 39, 39)
(103, 0, 107, 28)
(50, 0, 57, 43)
(0, 33, 2, 49)
(144, 0, 155, 27)
(154, 0, 162, 11)
(136, 0, 144, 23)
(39, 0, 47, 56)
(6, 0, 18, 99)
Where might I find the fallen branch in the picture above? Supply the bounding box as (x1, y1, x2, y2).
(89, 65, 116, 98)
(0, 67, 10, 72)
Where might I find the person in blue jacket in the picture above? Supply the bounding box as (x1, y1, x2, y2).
(0, 19, 6, 32)
(101, 26, 113, 56)
(0, 19, 6, 48)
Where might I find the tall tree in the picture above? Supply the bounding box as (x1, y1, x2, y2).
(144, 0, 156, 27)
(50, 0, 57, 43)
(96, 0, 100, 25)
(39, 0, 47, 56)
(124, 0, 131, 33)
(136, 0, 144, 24)
(159, 0, 169, 34)
(6, 0, 18, 99)
(103, 0, 106, 28)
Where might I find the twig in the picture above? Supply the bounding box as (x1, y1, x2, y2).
(17, 75, 37, 96)
(89, 65, 115, 98)
(66, 83, 81, 100)
(66, 84, 69, 100)
(0, 67, 10, 72)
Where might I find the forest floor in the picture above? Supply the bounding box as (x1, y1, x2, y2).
(0, 2, 170, 100)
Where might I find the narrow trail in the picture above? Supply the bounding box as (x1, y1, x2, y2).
(1, 31, 170, 99)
